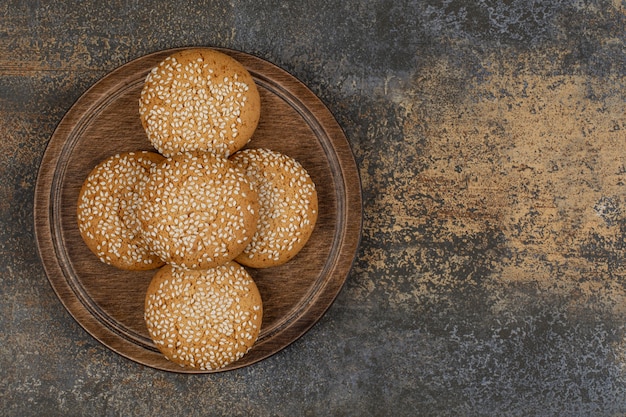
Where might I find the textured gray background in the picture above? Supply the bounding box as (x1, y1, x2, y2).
(3, 0, 626, 416)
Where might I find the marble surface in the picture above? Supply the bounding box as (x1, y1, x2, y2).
(3, 0, 626, 415)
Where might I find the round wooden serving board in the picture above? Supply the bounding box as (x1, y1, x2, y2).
(34, 48, 362, 373)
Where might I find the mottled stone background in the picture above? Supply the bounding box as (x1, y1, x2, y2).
(3, 0, 626, 415)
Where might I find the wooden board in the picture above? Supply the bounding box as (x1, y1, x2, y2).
(34, 48, 362, 373)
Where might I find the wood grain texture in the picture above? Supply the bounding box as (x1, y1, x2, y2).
(34, 48, 362, 373)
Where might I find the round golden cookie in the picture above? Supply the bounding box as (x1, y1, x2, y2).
(77, 151, 166, 270)
(230, 148, 318, 268)
(139, 48, 261, 158)
(137, 151, 259, 269)
(144, 262, 263, 370)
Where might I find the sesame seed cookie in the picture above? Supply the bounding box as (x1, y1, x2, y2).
(77, 151, 166, 271)
(137, 151, 259, 269)
(230, 148, 318, 268)
(144, 262, 263, 370)
(139, 48, 261, 158)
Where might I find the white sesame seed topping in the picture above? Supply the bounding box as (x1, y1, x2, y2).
(77, 151, 165, 270)
(139, 49, 260, 158)
(137, 151, 259, 269)
(144, 263, 263, 370)
(230, 148, 318, 267)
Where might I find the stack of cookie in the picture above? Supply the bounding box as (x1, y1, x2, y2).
(76, 48, 318, 370)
